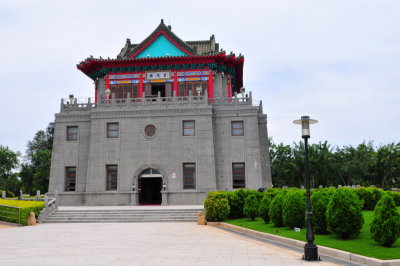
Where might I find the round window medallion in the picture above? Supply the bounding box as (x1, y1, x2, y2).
(144, 125, 156, 137)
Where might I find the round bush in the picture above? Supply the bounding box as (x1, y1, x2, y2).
(269, 193, 285, 227)
(282, 189, 306, 229)
(386, 191, 400, 206)
(311, 187, 335, 234)
(326, 187, 364, 239)
(243, 194, 260, 221)
(258, 195, 271, 224)
(355, 187, 383, 210)
(370, 194, 400, 247)
(204, 196, 230, 222)
(226, 191, 241, 218)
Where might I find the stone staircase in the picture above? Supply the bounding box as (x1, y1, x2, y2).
(42, 207, 202, 223)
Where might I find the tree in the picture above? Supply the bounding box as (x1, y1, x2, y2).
(282, 189, 306, 228)
(269, 139, 299, 187)
(243, 194, 260, 221)
(375, 142, 400, 189)
(19, 123, 54, 195)
(0, 145, 20, 194)
(258, 194, 271, 224)
(370, 194, 400, 247)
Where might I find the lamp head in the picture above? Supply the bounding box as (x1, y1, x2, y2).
(293, 116, 318, 138)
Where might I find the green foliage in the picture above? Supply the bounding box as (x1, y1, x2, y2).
(0, 190, 15, 198)
(269, 192, 285, 227)
(355, 187, 383, 210)
(204, 196, 230, 222)
(264, 188, 281, 200)
(0, 199, 44, 226)
(258, 194, 271, 224)
(370, 194, 400, 247)
(386, 191, 400, 206)
(0, 145, 20, 195)
(19, 123, 54, 195)
(226, 191, 242, 219)
(243, 194, 260, 221)
(311, 187, 335, 234)
(326, 188, 364, 239)
(376, 143, 400, 189)
(282, 189, 306, 228)
(234, 189, 262, 218)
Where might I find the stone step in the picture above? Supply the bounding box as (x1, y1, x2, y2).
(43, 208, 203, 223)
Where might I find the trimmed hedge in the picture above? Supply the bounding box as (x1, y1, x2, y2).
(258, 194, 271, 224)
(243, 194, 259, 221)
(204, 196, 230, 222)
(269, 192, 285, 227)
(355, 187, 383, 210)
(0, 199, 44, 225)
(282, 189, 306, 229)
(370, 194, 400, 247)
(386, 191, 400, 206)
(311, 187, 335, 234)
(326, 188, 364, 239)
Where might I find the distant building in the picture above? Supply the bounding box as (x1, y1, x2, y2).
(48, 20, 272, 205)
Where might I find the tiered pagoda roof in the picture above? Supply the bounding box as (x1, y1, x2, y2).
(77, 20, 244, 91)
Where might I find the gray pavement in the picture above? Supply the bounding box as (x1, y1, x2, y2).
(0, 222, 349, 266)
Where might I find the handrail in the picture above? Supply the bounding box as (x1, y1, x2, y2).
(0, 204, 21, 225)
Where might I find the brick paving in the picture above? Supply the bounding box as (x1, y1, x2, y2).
(0, 223, 351, 266)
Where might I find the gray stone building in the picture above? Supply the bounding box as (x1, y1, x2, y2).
(48, 20, 272, 205)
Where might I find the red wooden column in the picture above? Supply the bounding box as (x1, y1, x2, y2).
(208, 71, 214, 99)
(139, 72, 144, 98)
(173, 71, 178, 96)
(227, 76, 232, 98)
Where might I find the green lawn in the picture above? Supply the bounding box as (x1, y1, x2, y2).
(226, 207, 400, 260)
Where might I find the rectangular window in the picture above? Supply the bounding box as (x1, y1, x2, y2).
(66, 126, 78, 141)
(231, 121, 244, 136)
(183, 120, 195, 136)
(107, 123, 119, 138)
(232, 163, 245, 188)
(183, 163, 196, 189)
(106, 165, 118, 191)
(65, 167, 76, 191)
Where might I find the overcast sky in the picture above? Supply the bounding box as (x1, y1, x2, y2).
(1, 0, 399, 155)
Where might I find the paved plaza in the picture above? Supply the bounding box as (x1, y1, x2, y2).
(0, 222, 358, 266)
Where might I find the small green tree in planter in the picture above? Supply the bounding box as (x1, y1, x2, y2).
(311, 187, 335, 234)
(204, 196, 230, 222)
(269, 193, 285, 227)
(282, 189, 306, 229)
(258, 194, 271, 224)
(370, 194, 400, 247)
(326, 187, 364, 239)
(243, 194, 260, 221)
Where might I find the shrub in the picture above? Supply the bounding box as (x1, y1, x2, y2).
(355, 187, 383, 210)
(311, 187, 335, 234)
(269, 193, 285, 227)
(204, 196, 230, 222)
(264, 188, 281, 200)
(282, 189, 306, 228)
(386, 191, 400, 206)
(0, 199, 44, 226)
(226, 191, 242, 218)
(243, 194, 260, 221)
(258, 195, 271, 224)
(235, 189, 262, 218)
(326, 188, 364, 239)
(370, 194, 400, 247)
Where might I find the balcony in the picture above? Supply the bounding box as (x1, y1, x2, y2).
(60, 91, 255, 112)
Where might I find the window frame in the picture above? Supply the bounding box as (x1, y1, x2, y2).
(106, 165, 118, 191)
(232, 163, 246, 189)
(66, 126, 78, 141)
(183, 163, 196, 189)
(182, 120, 195, 136)
(107, 122, 119, 138)
(231, 121, 244, 136)
(65, 167, 76, 192)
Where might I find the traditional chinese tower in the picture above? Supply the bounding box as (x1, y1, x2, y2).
(48, 20, 272, 205)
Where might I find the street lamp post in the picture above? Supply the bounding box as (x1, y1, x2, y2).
(293, 115, 319, 261)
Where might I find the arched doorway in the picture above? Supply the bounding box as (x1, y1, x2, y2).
(138, 168, 162, 205)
